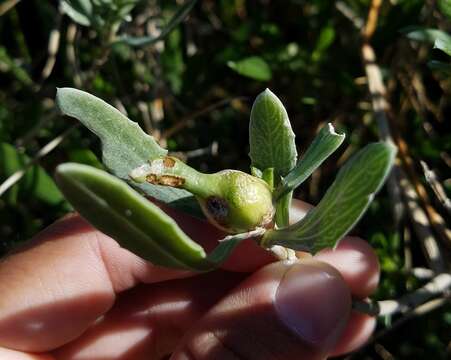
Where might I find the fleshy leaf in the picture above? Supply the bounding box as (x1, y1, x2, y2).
(402, 27, 451, 45)
(56, 88, 200, 215)
(227, 57, 272, 81)
(0, 142, 68, 207)
(434, 38, 451, 57)
(428, 60, 451, 73)
(249, 89, 297, 228)
(275, 192, 291, 227)
(262, 142, 397, 253)
(55, 163, 242, 271)
(274, 123, 345, 201)
(249, 89, 297, 178)
(438, 0, 451, 19)
(118, 0, 198, 47)
(60, 0, 93, 27)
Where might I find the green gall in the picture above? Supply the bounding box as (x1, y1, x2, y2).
(199, 170, 274, 233)
(130, 157, 274, 234)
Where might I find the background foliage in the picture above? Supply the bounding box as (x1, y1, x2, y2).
(0, 0, 450, 358)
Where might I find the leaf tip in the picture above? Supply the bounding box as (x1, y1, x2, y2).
(259, 87, 276, 99)
(378, 141, 398, 161)
(252, 88, 283, 111)
(226, 60, 235, 69)
(326, 123, 345, 138)
(55, 87, 78, 114)
(55, 162, 81, 181)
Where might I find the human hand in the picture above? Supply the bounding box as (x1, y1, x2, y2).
(0, 200, 379, 360)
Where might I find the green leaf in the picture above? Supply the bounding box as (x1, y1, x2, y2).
(67, 148, 105, 169)
(274, 123, 345, 200)
(0, 47, 33, 86)
(56, 88, 201, 215)
(55, 163, 242, 271)
(438, 0, 451, 19)
(249, 89, 297, 229)
(262, 142, 396, 253)
(275, 192, 292, 227)
(261, 167, 274, 189)
(434, 38, 451, 56)
(60, 0, 93, 26)
(312, 24, 335, 62)
(249, 89, 297, 178)
(0, 142, 68, 207)
(403, 27, 451, 45)
(227, 57, 272, 81)
(428, 60, 451, 73)
(118, 0, 198, 47)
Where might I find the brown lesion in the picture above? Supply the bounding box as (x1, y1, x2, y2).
(146, 174, 185, 187)
(163, 156, 176, 168)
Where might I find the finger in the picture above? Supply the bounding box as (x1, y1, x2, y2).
(315, 237, 380, 355)
(164, 199, 315, 273)
(170, 199, 380, 356)
(171, 260, 351, 360)
(0, 347, 54, 360)
(52, 271, 245, 360)
(159, 204, 275, 272)
(0, 215, 193, 353)
(330, 311, 376, 356)
(315, 237, 380, 299)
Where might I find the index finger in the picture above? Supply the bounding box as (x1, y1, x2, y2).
(0, 214, 193, 353)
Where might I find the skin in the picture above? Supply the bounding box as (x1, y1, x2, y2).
(0, 200, 379, 360)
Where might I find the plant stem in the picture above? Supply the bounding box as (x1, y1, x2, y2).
(129, 156, 220, 199)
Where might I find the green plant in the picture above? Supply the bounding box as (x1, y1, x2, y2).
(54, 87, 396, 271)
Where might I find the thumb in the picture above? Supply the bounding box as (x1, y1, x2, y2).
(171, 260, 351, 360)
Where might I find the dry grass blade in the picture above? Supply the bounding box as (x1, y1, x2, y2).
(0, 0, 21, 16)
(399, 169, 446, 272)
(352, 272, 451, 317)
(347, 296, 450, 359)
(363, 0, 383, 40)
(360, 0, 447, 272)
(421, 160, 451, 215)
(40, 10, 62, 82)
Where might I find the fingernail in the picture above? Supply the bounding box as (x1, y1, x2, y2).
(275, 261, 351, 349)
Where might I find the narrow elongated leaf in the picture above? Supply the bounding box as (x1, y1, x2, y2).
(434, 38, 451, 56)
(428, 60, 451, 73)
(118, 0, 198, 47)
(227, 57, 272, 81)
(0, 142, 68, 207)
(262, 142, 396, 253)
(311, 25, 335, 62)
(402, 27, 451, 45)
(249, 89, 297, 228)
(275, 192, 291, 227)
(274, 123, 345, 200)
(0, 47, 33, 86)
(438, 0, 451, 19)
(56, 88, 200, 214)
(249, 89, 297, 178)
(60, 0, 93, 26)
(55, 163, 242, 271)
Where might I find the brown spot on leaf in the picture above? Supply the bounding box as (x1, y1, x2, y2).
(163, 157, 176, 168)
(160, 175, 185, 187)
(146, 174, 159, 184)
(146, 174, 185, 187)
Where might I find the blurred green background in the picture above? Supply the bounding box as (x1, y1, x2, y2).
(0, 0, 450, 358)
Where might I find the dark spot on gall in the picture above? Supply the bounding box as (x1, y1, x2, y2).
(206, 196, 229, 223)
